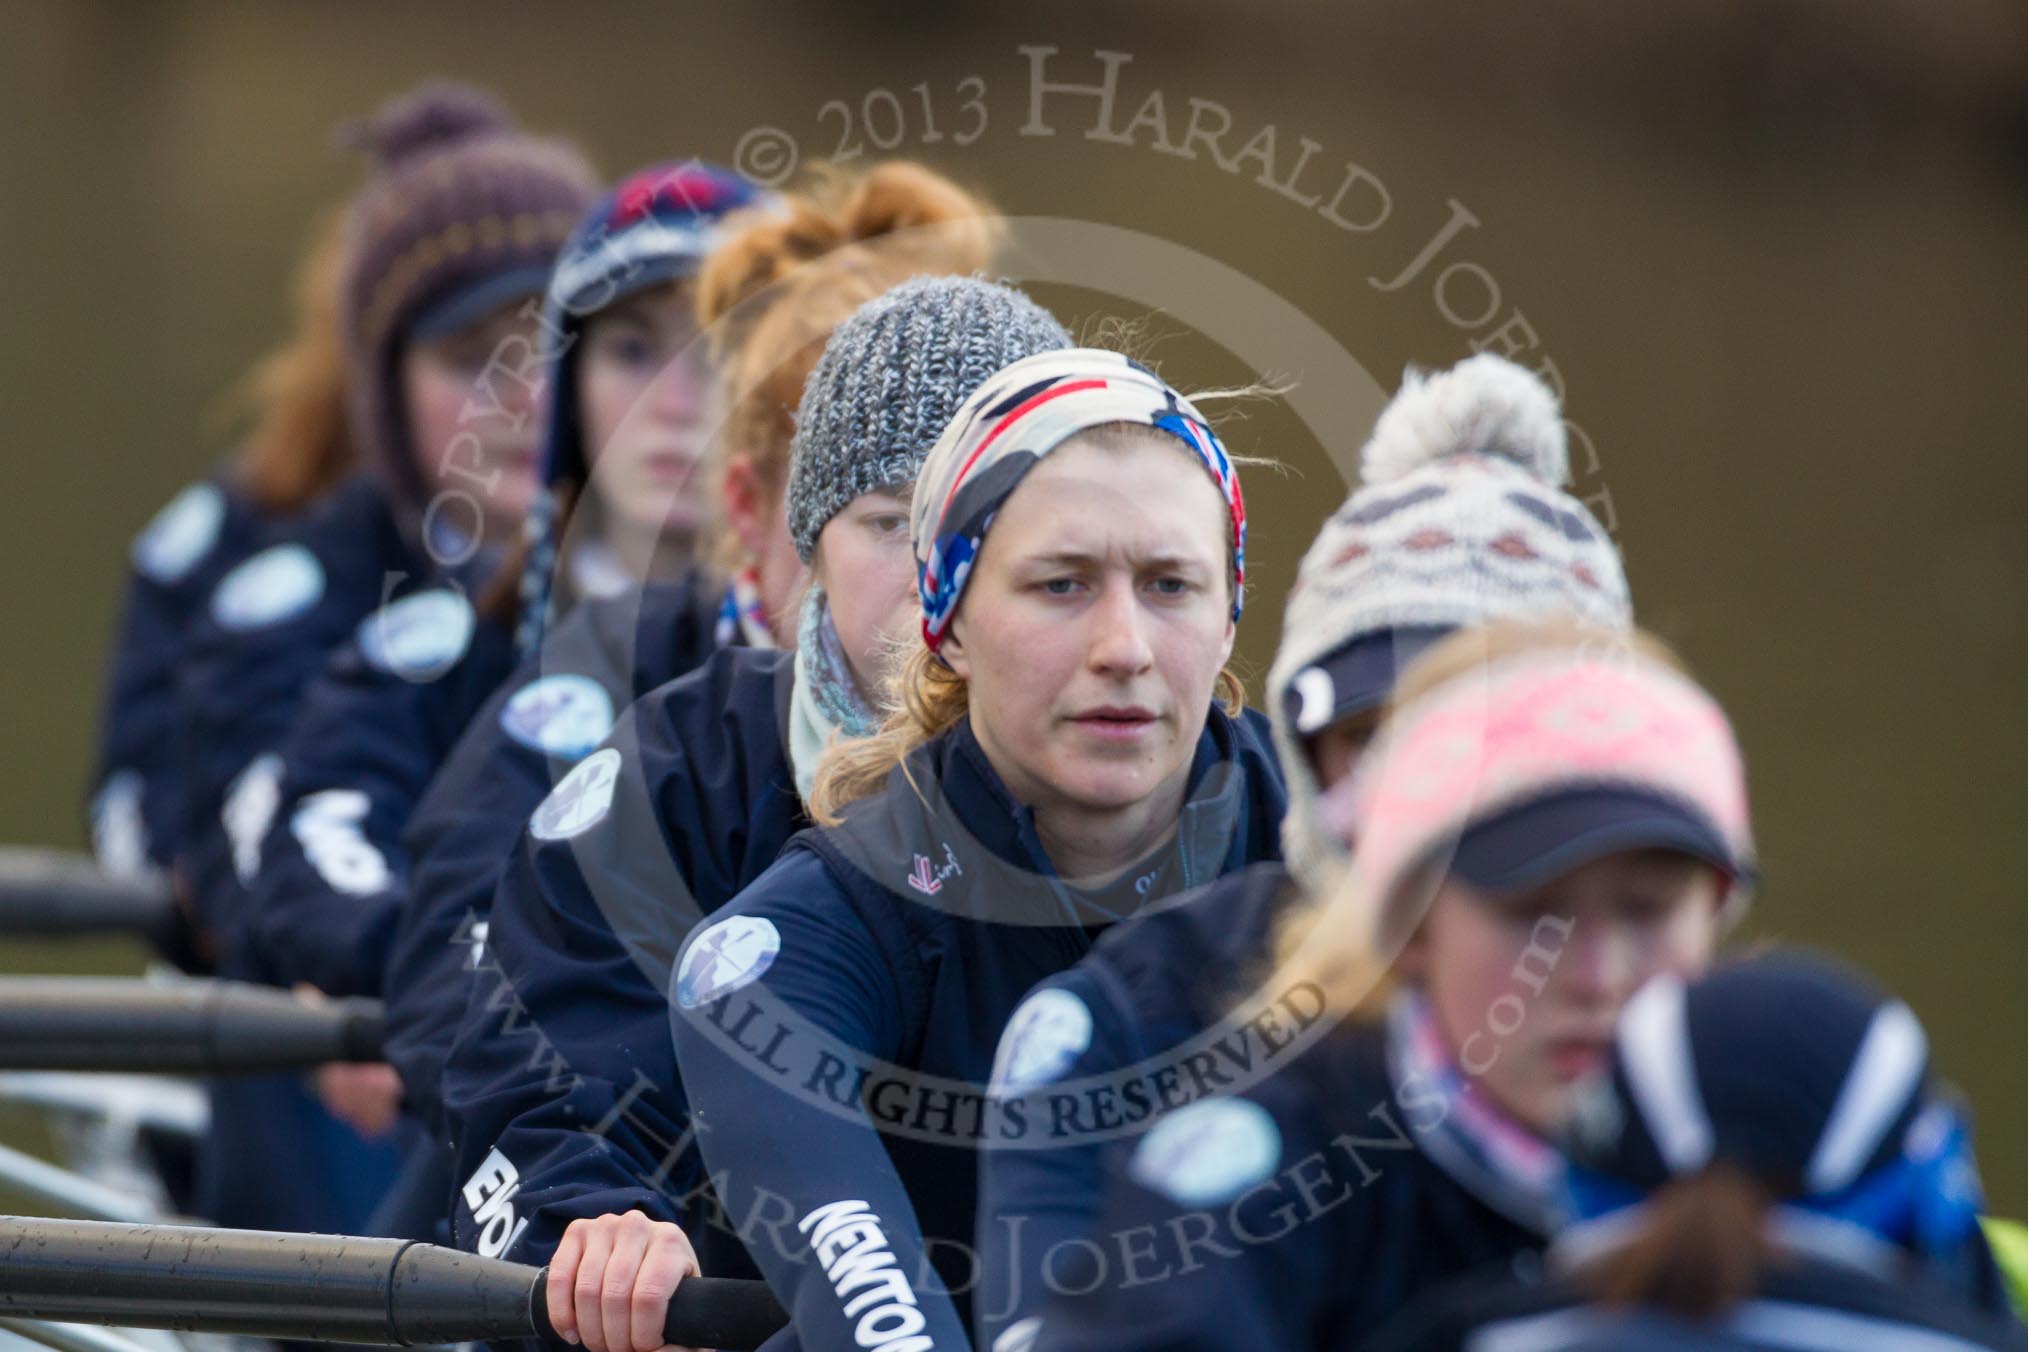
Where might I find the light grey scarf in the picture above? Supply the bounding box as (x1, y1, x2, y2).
(787, 584, 882, 802)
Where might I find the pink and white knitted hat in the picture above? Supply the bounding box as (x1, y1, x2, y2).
(1319, 642, 1755, 937)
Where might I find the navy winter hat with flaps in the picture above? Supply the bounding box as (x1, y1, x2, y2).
(1565, 953, 1985, 1257)
(536, 162, 767, 496)
(514, 162, 766, 652)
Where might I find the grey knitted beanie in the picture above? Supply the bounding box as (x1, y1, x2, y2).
(785, 275, 1072, 563)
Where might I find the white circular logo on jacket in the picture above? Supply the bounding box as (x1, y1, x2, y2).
(90, 769, 150, 880)
(221, 752, 284, 885)
(1128, 1098, 1282, 1207)
(211, 543, 324, 631)
(357, 589, 474, 678)
(500, 674, 615, 761)
(529, 747, 622, 842)
(675, 916, 782, 1008)
(132, 481, 226, 584)
(990, 988, 1094, 1093)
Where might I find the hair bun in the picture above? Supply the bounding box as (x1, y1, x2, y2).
(843, 162, 993, 258)
(695, 211, 847, 329)
(697, 160, 996, 333)
(1360, 353, 1569, 487)
(338, 81, 517, 170)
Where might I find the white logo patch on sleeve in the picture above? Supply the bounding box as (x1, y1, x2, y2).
(992, 1318, 1041, 1352)
(675, 916, 782, 1008)
(990, 987, 1094, 1093)
(132, 481, 226, 584)
(528, 747, 622, 842)
(289, 789, 393, 896)
(460, 1146, 529, 1259)
(211, 543, 324, 631)
(499, 674, 616, 761)
(90, 769, 150, 880)
(221, 753, 284, 885)
(1128, 1098, 1283, 1207)
(356, 588, 474, 678)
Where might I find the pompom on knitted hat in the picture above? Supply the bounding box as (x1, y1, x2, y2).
(335, 81, 598, 523)
(784, 274, 1072, 564)
(1269, 353, 1633, 891)
(1357, 352, 1572, 488)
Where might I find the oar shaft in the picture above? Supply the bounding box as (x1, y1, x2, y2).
(0, 851, 171, 940)
(0, 979, 383, 1073)
(0, 1218, 530, 1344)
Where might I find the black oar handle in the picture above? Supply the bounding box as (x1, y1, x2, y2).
(531, 1264, 789, 1351)
(0, 849, 173, 941)
(0, 1218, 787, 1349)
(0, 978, 384, 1073)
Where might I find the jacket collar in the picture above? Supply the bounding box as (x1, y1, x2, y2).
(817, 707, 1267, 934)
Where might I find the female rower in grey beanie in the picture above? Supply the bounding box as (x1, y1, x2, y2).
(780, 272, 1075, 796)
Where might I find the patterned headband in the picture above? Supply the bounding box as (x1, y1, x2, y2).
(910, 348, 1247, 655)
(1320, 647, 1755, 923)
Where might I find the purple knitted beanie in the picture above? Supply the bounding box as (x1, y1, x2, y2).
(337, 82, 598, 517)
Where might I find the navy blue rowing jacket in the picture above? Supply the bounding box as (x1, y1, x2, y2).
(669, 709, 1285, 1350)
(381, 579, 742, 1131)
(173, 474, 449, 966)
(1028, 1023, 1544, 1352)
(440, 644, 797, 1271)
(974, 861, 1301, 1348)
(169, 474, 435, 1236)
(245, 573, 724, 1001)
(90, 474, 265, 886)
(241, 589, 517, 996)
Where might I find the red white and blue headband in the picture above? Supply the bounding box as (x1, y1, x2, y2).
(910, 348, 1247, 656)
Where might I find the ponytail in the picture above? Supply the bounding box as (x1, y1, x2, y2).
(1577, 1164, 1772, 1320)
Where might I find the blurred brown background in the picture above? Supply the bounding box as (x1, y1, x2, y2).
(2, 1, 2025, 1203)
